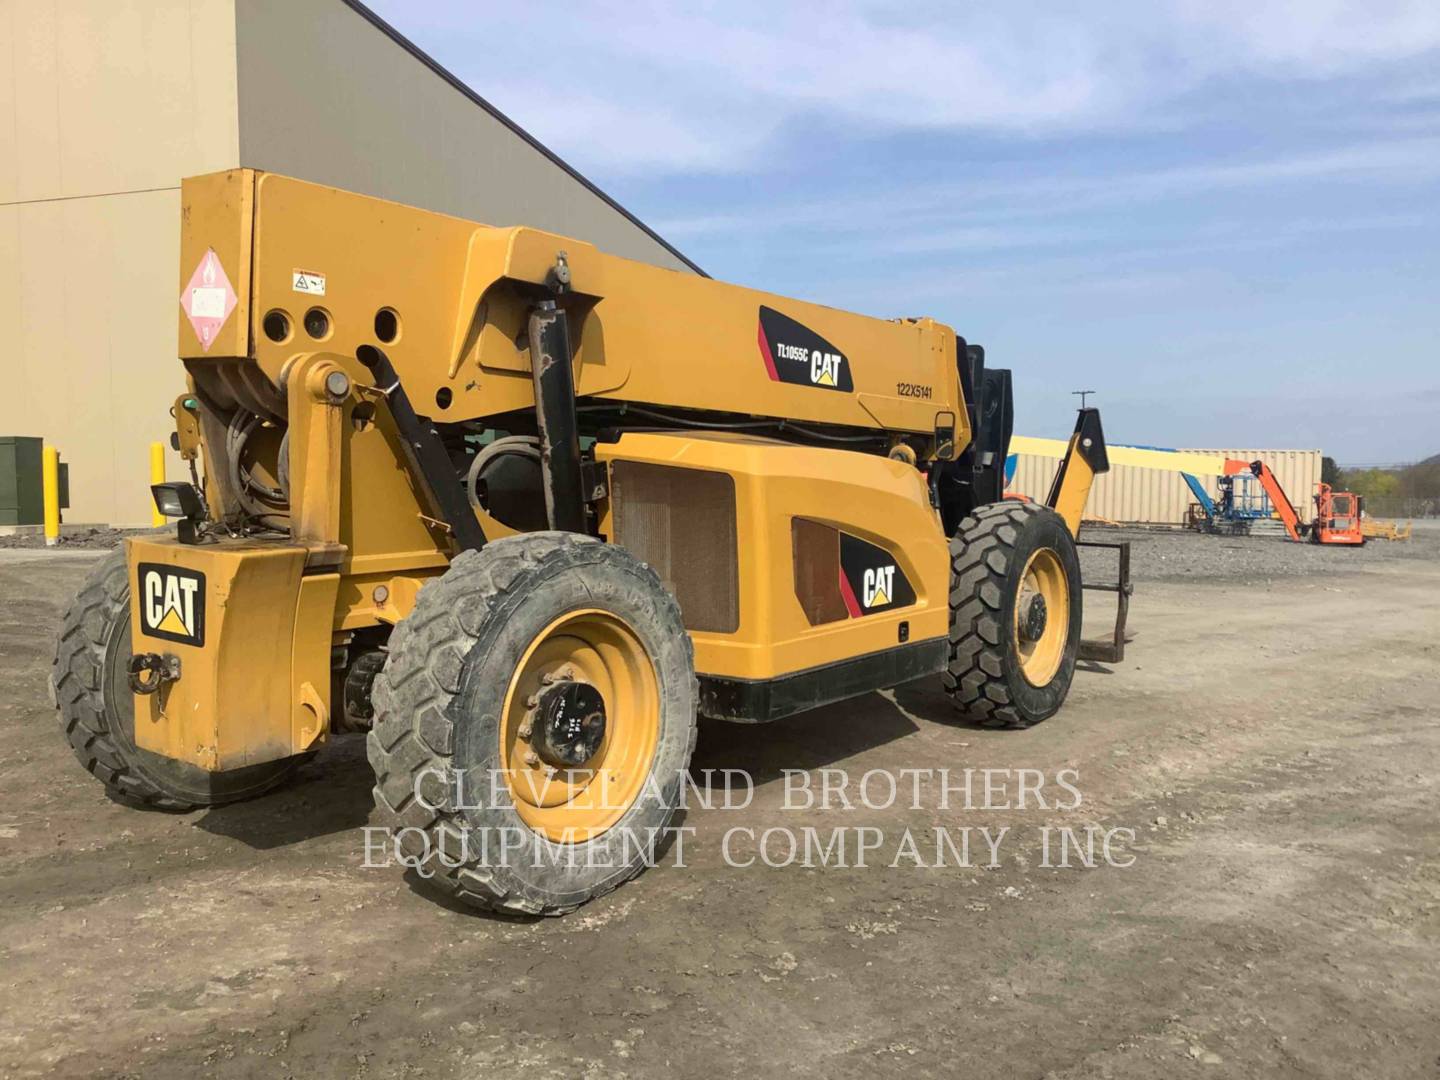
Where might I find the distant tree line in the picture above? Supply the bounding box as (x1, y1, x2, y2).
(1331, 453, 1440, 518)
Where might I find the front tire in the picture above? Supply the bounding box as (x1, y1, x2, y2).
(51, 550, 301, 809)
(367, 533, 697, 916)
(944, 502, 1082, 729)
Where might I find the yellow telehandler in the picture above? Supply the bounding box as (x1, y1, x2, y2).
(52, 170, 1113, 914)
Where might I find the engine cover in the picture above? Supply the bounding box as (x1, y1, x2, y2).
(596, 432, 949, 697)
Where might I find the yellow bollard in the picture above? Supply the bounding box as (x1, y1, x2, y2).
(43, 446, 61, 546)
(150, 442, 166, 527)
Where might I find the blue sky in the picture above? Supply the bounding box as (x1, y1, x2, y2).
(369, 2, 1440, 464)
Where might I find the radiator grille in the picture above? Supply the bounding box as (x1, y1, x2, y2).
(610, 462, 739, 634)
(791, 518, 848, 625)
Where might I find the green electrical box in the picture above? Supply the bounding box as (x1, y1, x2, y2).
(0, 436, 46, 526)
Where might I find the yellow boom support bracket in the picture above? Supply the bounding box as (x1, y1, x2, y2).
(1045, 408, 1110, 536)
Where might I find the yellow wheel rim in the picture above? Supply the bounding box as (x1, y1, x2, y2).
(500, 609, 660, 843)
(1014, 548, 1069, 687)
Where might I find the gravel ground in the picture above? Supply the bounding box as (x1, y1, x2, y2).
(1078, 521, 1440, 586)
(1, 527, 1438, 1078)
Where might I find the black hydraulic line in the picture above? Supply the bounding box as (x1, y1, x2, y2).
(578, 402, 887, 444)
(356, 344, 486, 552)
(580, 404, 775, 430)
(782, 422, 885, 444)
(527, 302, 588, 534)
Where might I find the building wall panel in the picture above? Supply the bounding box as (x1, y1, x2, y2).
(0, 0, 239, 203)
(1, 190, 183, 524)
(233, 0, 699, 273)
(2, 0, 700, 524)
(2, 0, 238, 524)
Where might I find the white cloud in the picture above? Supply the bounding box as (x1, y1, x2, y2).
(647, 137, 1440, 245)
(1172, 0, 1440, 73)
(377, 1, 1440, 174)
(487, 82, 753, 173)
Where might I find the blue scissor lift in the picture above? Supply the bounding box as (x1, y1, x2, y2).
(1183, 471, 1272, 534)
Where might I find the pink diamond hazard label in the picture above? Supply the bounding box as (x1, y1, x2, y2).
(180, 249, 238, 351)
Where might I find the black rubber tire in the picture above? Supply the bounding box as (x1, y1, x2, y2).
(367, 532, 698, 916)
(943, 501, 1082, 729)
(50, 550, 301, 810)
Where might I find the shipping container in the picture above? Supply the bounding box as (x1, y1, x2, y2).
(1009, 448, 1324, 526)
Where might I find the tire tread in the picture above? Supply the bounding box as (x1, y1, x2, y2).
(367, 534, 697, 917)
(52, 551, 196, 810)
(944, 501, 1072, 730)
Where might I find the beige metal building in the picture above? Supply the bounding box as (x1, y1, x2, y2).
(1010, 448, 1324, 526)
(1, 0, 699, 526)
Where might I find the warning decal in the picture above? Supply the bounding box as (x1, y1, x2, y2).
(180, 249, 238, 352)
(292, 269, 326, 296)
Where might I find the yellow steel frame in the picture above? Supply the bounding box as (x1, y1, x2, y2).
(182, 171, 966, 446)
(136, 169, 993, 769)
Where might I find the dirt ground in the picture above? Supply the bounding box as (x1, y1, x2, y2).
(0, 526, 149, 550)
(1, 530, 1437, 1079)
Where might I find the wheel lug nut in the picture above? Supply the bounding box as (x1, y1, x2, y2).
(517, 724, 532, 740)
(524, 751, 539, 767)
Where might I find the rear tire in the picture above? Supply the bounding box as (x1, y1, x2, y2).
(944, 502, 1082, 729)
(367, 533, 697, 916)
(51, 550, 300, 810)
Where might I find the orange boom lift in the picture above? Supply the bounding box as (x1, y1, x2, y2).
(1236, 460, 1364, 546)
